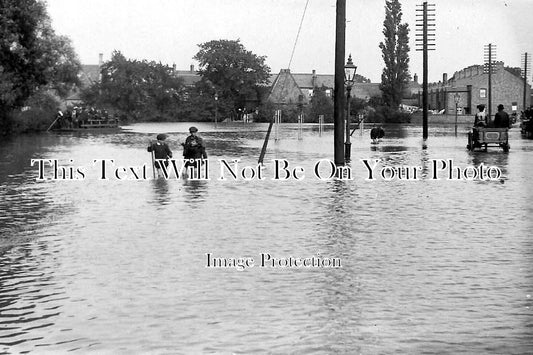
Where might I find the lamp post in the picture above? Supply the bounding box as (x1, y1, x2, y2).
(454, 92, 460, 136)
(344, 54, 357, 162)
(214, 93, 218, 128)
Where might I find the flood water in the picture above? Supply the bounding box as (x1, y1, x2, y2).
(1, 122, 532, 354)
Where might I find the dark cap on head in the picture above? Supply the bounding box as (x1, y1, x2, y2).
(189, 126, 198, 133)
(498, 104, 504, 110)
(477, 104, 485, 110)
(156, 133, 167, 140)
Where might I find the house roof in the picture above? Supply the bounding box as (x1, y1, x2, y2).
(268, 69, 305, 104)
(174, 70, 201, 86)
(79, 65, 100, 87)
(268, 70, 371, 89)
(293, 73, 334, 89)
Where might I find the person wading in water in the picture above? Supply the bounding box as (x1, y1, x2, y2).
(182, 126, 207, 169)
(147, 134, 173, 177)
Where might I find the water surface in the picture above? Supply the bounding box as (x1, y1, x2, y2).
(0, 122, 532, 353)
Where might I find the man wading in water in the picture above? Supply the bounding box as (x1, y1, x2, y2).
(182, 126, 207, 170)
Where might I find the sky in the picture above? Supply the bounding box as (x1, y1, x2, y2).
(46, 0, 533, 83)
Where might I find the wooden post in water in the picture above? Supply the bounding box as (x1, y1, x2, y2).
(333, 0, 346, 166)
(298, 113, 303, 140)
(258, 121, 274, 164)
(274, 110, 281, 141)
(149, 141, 156, 179)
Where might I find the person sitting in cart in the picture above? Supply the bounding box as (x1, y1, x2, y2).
(493, 104, 510, 128)
(472, 104, 487, 141)
(474, 104, 487, 127)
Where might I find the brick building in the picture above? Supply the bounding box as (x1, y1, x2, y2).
(173, 64, 201, 87)
(424, 62, 531, 115)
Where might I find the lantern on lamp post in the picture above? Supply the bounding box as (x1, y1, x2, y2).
(344, 54, 357, 162)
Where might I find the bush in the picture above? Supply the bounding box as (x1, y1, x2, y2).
(367, 105, 411, 123)
(2, 91, 60, 134)
(256, 101, 276, 122)
(256, 102, 305, 123)
(12, 108, 57, 132)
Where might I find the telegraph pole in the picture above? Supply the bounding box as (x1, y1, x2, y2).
(415, 2, 435, 141)
(333, 0, 346, 166)
(522, 53, 531, 111)
(484, 44, 497, 119)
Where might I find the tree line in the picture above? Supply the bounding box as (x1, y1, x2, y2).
(80, 39, 272, 123)
(1, 0, 411, 134)
(1, 0, 81, 134)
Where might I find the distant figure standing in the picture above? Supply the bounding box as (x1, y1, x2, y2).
(474, 104, 487, 127)
(370, 124, 385, 143)
(182, 126, 207, 167)
(148, 134, 173, 172)
(493, 104, 510, 128)
(77, 108, 89, 128)
(55, 109, 64, 128)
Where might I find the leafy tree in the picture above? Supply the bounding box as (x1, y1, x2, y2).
(348, 97, 367, 118)
(82, 51, 184, 120)
(0, 0, 81, 120)
(379, 0, 411, 109)
(193, 39, 271, 116)
(38, 33, 82, 98)
(305, 85, 333, 123)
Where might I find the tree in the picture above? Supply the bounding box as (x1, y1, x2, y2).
(37, 32, 82, 98)
(379, 0, 411, 110)
(82, 51, 184, 120)
(0, 0, 81, 118)
(305, 85, 334, 123)
(193, 39, 271, 116)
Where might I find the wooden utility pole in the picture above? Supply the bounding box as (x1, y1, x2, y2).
(415, 2, 435, 141)
(484, 44, 497, 119)
(333, 0, 346, 166)
(522, 53, 531, 111)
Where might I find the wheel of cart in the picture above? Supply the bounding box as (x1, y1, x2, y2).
(466, 127, 509, 152)
(500, 141, 510, 152)
(466, 131, 474, 151)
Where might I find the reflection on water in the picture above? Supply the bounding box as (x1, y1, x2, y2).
(150, 178, 171, 207)
(182, 179, 209, 206)
(1, 123, 532, 353)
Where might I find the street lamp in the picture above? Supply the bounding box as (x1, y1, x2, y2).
(214, 93, 218, 128)
(344, 54, 357, 162)
(454, 92, 460, 136)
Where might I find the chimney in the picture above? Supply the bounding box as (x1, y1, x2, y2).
(190, 64, 194, 72)
(99, 53, 103, 66)
(443, 73, 448, 84)
(312, 69, 317, 87)
(172, 63, 176, 72)
(413, 73, 418, 83)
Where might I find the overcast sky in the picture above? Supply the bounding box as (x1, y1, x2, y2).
(46, 0, 533, 83)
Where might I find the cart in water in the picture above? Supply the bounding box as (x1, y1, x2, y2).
(467, 127, 510, 152)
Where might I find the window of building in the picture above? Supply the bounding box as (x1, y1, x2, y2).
(480, 88, 487, 98)
(325, 89, 332, 97)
